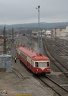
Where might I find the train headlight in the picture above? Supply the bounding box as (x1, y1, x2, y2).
(47, 68, 49, 70)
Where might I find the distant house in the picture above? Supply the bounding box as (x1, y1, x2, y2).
(32, 30, 38, 36)
(0, 35, 4, 39)
(52, 27, 66, 38)
(63, 26, 68, 36)
(45, 30, 51, 37)
(0, 35, 4, 43)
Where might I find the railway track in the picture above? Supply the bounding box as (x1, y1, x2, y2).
(12, 67, 24, 79)
(44, 38, 68, 60)
(45, 38, 68, 61)
(35, 76, 68, 96)
(43, 38, 68, 77)
(13, 66, 68, 96)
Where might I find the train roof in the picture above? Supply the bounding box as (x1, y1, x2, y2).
(18, 46, 50, 61)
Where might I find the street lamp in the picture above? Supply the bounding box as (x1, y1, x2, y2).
(36, 5, 40, 47)
(36, 5, 44, 54)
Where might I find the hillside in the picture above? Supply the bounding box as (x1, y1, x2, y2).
(0, 22, 68, 29)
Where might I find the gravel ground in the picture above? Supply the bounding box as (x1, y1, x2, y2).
(0, 61, 54, 96)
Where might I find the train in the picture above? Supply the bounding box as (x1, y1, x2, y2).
(17, 46, 50, 74)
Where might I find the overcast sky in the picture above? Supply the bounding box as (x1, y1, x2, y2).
(0, 0, 68, 24)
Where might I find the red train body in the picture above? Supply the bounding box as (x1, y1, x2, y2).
(17, 46, 50, 74)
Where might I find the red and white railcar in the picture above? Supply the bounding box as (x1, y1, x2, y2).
(17, 46, 50, 74)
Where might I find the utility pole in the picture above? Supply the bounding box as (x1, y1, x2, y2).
(55, 28, 56, 40)
(12, 27, 14, 42)
(3, 26, 6, 54)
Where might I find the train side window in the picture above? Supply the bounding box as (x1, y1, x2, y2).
(47, 62, 49, 67)
(35, 62, 38, 67)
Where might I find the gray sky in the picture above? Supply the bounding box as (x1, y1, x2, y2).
(0, 0, 68, 24)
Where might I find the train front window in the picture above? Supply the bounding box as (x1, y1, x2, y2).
(38, 62, 47, 67)
(35, 62, 50, 67)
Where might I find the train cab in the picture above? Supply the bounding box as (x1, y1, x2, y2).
(33, 60, 50, 74)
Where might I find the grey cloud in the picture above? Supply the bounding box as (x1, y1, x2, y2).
(0, 0, 68, 24)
